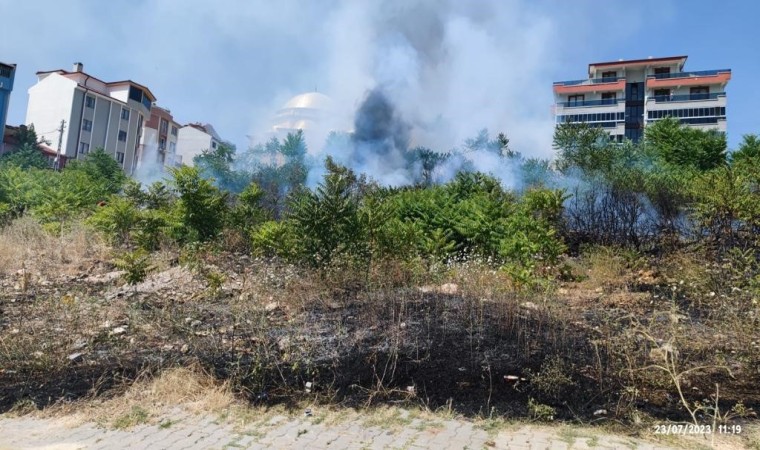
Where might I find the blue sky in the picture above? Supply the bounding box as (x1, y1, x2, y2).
(0, 0, 756, 155)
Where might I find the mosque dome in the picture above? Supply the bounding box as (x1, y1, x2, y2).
(272, 92, 335, 133)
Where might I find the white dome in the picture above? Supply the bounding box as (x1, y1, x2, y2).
(272, 92, 336, 133)
(281, 92, 334, 111)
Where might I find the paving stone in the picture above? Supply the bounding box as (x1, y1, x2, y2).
(0, 413, 695, 450)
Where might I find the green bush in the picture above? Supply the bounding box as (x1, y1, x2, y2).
(287, 158, 365, 266)
(88, 196, 140, 246)
(169, 166, 228, 242)
(250, 220, 302, 260)
(114, 249, 154, 286)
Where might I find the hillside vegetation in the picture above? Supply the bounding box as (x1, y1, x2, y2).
(0, 120, 758, 434)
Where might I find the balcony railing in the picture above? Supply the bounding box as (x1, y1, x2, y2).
(648, 92, 726, 103)
(648, 69, 731, 79)
(557, 98, 625, 108)
(554, 76, 623, 86)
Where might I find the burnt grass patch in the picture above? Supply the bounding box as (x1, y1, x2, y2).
(1, 257, 758, 425)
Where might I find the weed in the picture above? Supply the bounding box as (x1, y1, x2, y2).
(527, 398, 555, 421)
(114, 249, 154, 286)
(113, 405, 150, 429)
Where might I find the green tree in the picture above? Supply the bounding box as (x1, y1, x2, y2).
(169, 166, 228, 242)
(0, 125, 50, 169)
(552, 123, 616, 174)
(731, 134, 760, 164)
(193, 141, 250, 193)
(288, 157, 364, 266)
(66, 148, 127, 196)
(228, 181, 269, 235)
(644, 117, 727, 171)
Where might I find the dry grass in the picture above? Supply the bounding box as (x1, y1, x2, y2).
(42, 364, 235, 429)
(573, 245, 641, 292)
(0, 217, 109, 276)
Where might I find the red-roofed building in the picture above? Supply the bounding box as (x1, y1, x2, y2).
(2, 124, 69, 168)
(25, 63, 157, 173)
(138, 105, 181, 169)
(553, 55, 730, 142)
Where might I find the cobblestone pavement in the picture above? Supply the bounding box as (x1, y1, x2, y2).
(0, 410, 727, 450)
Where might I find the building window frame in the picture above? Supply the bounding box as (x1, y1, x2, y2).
(118, 130, 128, 142)
(690, 86, 710, 100)
(116, 151, 125, 164)
(568, 94, 584, 106)
(171, 125, 178, 136)
(82, 119, 93, 132)
(78, 142, 89, 154)
(85, 95, 96, 108)
(121, 108, 130, 121)
(654, 67, 671, 76)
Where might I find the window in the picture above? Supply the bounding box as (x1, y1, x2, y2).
(601, 71, 617, 80)
(568, 94, 584, 106)
(116, 152, 125, 164)
(85, 96, 95, 108)
(654, 89, 670, 98)
(160, 119, 169, 135)
(654, 67, 671, 77)
(118, 130, 127, 142)
(121, 108, 130, 120)
(159, 137, 166, 150)
(129, 86, 143, 102)
(171, 125, 178, 136)
(0, 64, 12, 78)
(601, 92, 616, 105)
(82, 119, 93, 132)
(212, 141, 218, 149)
(690, 86, 709, 100)
(169, 142, 176, 153)
(78, 142, 89, 154)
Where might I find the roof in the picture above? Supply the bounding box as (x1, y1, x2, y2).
(184, 123, 222, 141)
(36, 69, 157, 102)
(107, 80, 156, 102)
(590, 55, 688, 68)
(588, 55, 688, 75)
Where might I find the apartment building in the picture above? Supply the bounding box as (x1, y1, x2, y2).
(175, 123, 222, 166)
(0, 62, 16, 154)
(25, 63, 156, 172)
(139, 105, 181, 168)
(553, 56, 730, 142)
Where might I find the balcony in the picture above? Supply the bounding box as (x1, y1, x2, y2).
(649, 69, 731, 79)
(553, 76, 626, 94)
(648, 92, 726, 103)
(557, 98, 626, 108)
(554, 76, 623, 86)
(646, 69, 731, 89)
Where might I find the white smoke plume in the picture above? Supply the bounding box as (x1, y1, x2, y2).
(0, 0, 670, 186)
(250, 0, 563, 187)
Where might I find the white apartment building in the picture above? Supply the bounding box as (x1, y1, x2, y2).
(553, 56, 730, 142)
(139, 105, 181, 169)
(175, 123, 222, 166)
(25, 63, 156, 172)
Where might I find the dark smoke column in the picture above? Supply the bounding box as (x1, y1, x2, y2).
(350, 88, 412, 184)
